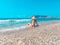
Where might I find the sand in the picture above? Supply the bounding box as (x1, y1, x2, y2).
(0, 21, 60, 45)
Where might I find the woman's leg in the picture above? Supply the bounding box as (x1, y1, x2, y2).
(28, 23, 34, 28)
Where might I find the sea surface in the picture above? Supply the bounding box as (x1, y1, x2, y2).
(0, 18, 60, 31)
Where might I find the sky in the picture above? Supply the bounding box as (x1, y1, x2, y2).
(0, 0, 60, 18)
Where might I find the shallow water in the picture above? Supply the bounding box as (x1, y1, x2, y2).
(0, 18, 60, 31)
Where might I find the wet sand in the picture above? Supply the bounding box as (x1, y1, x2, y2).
(0, 21, 60, 45)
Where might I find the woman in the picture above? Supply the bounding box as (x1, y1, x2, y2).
(28, 16, 38, 28)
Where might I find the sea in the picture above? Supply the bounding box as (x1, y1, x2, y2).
(0, 18, 60, 31)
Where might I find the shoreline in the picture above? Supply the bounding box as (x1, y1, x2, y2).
(0, 20, 60, 45)
(0, 20, 60, 32)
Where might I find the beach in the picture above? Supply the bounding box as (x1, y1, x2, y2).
(0, 21, 60, 45)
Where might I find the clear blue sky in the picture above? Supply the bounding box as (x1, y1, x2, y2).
(0, 0, 60, 18)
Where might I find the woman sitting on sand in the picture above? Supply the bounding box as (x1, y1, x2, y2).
(28, 16, 38, 28)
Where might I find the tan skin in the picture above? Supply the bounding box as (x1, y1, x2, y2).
(28, 23, 34, 28)
(28, 16, 37, 28)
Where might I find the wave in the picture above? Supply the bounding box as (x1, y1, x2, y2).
(15, 19, 31, 22)
(0, 25, 28, 32)
(0, 19, 31, 24)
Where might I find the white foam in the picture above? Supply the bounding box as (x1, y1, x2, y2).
(0, 19, 31, 32)
(0, 20, 10, 24)
(0, 19, 31, 24)
(15, 19, 31, 22)
(0, 25, 28, 32)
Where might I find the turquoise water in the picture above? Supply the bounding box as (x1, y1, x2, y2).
(0, 18, 60, 29)
(0, 19, 31, 29)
